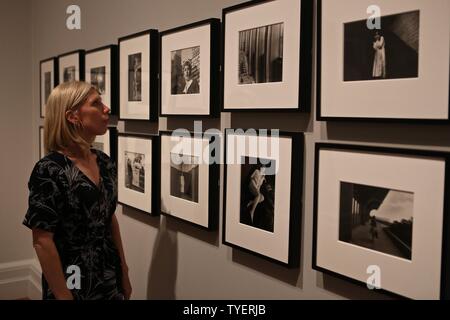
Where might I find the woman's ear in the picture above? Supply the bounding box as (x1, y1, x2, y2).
(65, 109, 79, 125)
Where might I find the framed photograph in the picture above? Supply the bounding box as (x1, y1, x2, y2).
(119, 29, 159, 121)
(318, 0, 450, 122)
(223, 129, 304, 266)
(117, 133, 159, 215)
(222, 0, 313, 111)
(160, 131, 219, 230)
(39, 126, 45, 159)
(40, 57, 58, 118)
(160, 19, 220, 117)
(58, 50, 85, 84)
(85, 45, 119, 115)
(92, 127, 118, 161)
(313, 143, 450, 299)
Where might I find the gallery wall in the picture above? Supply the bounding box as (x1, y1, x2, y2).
(0, 0, 35, 265)
(23, 0, 450, 300)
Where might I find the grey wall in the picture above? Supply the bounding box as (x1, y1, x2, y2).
(21, 0, 450, 300)
(0, 0, 35, 264)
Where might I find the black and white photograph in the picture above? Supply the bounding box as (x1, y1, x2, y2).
(119, 30, 159, 120)
(170, 153, 199, 203)
(118, 134, 158, 214)
(128, 53, 142, 101)
(318, 0, 449, 121)
(314, 143, 450, 299)
(240, 156, 276, 233)
(160, 19, 220, 116)
(223, 0, 312, 111)
(63, 66, 76, 82)
(238, 22, 283, 85)
(58, 50, 85, 85)
(223, 130, 303, 266)
(90, 66, 106, 94)
(339, 182, 413, 260)
(160, 131, 219, 229)
(125, 151, 145, 193)
(171, 46, 200, 95)
(344, 10, 420, 82)
(85, 45, 118, 115)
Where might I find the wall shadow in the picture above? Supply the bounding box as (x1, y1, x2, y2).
(166, 118, 221, 132)
(231, 249, 302, 288)
(124, 121, 159, 135)
(147, 216, 179, 299)
(164, 215, 219, 247)
(231, 112, 313, 133)
(326, 121, 450, 148)
(319, 273, 396, 300)
(122, 205, 160, 229)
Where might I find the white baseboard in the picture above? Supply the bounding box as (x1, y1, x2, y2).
(0, 259, 42, 300)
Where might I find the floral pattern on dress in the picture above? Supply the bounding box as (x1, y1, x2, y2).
(23, 150, 123, 300)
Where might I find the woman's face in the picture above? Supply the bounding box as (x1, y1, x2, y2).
(77, 89, 110, 137)
(183, 64, 191, 80)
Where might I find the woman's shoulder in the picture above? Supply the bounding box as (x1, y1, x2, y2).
(29, 152, 70, 181)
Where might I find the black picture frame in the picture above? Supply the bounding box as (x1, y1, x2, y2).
(159, 18, 221, 117)
(316, 0, 450, 123)
(39, 57, 58, 118)
(85, 45, 119, 116)
(57, 49, 85, 84)
(223, 129, 303, 267)
(118, 29, 159, 122)
(222, 0, 313, 112)
(313, 143, 450, 300)
(159, 130, 220, 230)
(117, 133, 160, 216)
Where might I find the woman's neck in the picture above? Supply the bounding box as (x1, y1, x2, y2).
(61, 144, 92, 161)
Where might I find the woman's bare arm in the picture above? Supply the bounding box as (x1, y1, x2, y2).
(32, 228, 73, 300)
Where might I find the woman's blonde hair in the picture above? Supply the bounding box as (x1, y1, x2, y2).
(44, 81, 96, 155)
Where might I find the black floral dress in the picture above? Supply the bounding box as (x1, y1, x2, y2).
(23, 150, 123, 300)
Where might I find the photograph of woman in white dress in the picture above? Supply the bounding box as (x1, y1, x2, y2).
(372, 31, 386, 79)
(343, 10, 419, 82)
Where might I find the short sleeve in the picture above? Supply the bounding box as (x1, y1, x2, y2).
(23, 159, 64, 233)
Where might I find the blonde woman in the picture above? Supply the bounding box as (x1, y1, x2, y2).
(23, 81, 132, 300)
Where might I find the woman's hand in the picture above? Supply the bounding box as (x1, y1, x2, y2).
(121, 267, 132, 300)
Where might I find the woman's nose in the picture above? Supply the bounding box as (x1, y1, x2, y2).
(103, 104, 111, 114)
